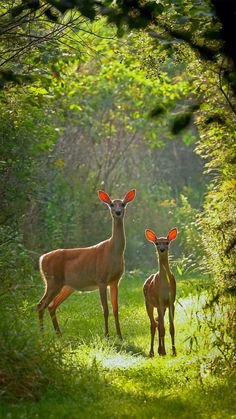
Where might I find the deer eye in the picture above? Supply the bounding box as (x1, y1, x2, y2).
(110, 202, 114, 207)
(121, 202, 125, 207)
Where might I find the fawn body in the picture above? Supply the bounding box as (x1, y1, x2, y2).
(143, 228, 178, 356)
(37, 189, 136, 338)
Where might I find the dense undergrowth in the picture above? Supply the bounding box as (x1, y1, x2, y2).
(0, 273, 235, 418)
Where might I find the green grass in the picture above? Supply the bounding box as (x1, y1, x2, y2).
(0, 273, 235, 419)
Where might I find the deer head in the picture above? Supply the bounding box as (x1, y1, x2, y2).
(145, 228, 178, 256)
(98, 189, 136, 219)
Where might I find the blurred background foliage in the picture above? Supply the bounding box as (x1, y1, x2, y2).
(0, 0, 235, 291)
(1, 1, 235, 290)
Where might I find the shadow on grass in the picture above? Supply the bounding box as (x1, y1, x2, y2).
(113, 340, 147, 358)
(2, 361, 235, 419)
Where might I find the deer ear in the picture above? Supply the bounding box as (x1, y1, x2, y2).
(123, 189, 136, 204)
(168, 228, 178, 241)
(98, 191, 111, 205)
(145, 229, 157, 243)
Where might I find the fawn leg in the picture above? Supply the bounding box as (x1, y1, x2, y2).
(157, 307, 166, 356)
(169, 303, 176, 356)
(145, 301, 157, 357)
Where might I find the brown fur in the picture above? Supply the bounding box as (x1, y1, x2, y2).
(36, 189, 136, 338)
(143, 228, 177, 356)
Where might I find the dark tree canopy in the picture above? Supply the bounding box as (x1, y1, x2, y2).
(1, 0, 236, 85)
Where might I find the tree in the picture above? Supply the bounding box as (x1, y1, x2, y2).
(1, 0, 236, 92)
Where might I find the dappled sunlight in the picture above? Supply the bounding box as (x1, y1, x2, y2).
(2, 276, 235, 418)
(86, 339, 145, 369)
(101, 353, 142, 369)
(176, 292, 207, 324)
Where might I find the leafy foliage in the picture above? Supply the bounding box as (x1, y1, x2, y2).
(1, 0, 236, 94)
(193, 65, 236, 291)
(139, 23, 236, 290)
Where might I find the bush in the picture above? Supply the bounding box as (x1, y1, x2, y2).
(0, 284, 72, 401)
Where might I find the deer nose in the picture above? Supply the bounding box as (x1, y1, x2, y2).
(115, 210, 121, 216)
(160, 248, 165, 252)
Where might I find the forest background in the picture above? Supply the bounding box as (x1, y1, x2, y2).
(0, 1, 235, 417)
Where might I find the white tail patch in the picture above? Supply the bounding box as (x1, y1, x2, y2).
(39, 254, 47, 285)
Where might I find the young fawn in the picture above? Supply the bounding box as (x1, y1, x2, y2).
(37, 189, 136, 338)
(143, 228, 178, 356)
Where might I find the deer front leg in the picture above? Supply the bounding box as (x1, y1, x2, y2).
(99, 284, 109, 337)
(110, 283, 122, 339)
(157, 307, 166, 356)
(169, 303, 176, 356)
(145, 301, 157, 357)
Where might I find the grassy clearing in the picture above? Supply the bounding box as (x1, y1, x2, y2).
(0, 273, 235, 418)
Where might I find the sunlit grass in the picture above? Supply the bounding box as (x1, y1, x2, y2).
(0, 274, 235, 418)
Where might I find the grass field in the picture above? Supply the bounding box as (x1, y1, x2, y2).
(0, 272, 235, 418)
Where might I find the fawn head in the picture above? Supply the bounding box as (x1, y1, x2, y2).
(145, 228, 178, 256)
(98, 189, 136, 219)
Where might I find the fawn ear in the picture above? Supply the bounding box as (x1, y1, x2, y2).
(168, 228, 178, 241)
(98, 191, 111, 205)
(145, 229, 157, 243)
(123, 189, 136, 204)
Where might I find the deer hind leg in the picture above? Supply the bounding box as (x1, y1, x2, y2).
(110, 283, 122, 339)
(48, 286, 75, 336)
(99, 284, 109, 337)
(36, 277, 62, 332)
(145, 300, 157, 357)
(169, 303, 176, 356)
(157, 307, 166, 356)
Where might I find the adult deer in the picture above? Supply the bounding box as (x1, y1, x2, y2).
(143, 228, 178, 357)
(37, 189, 136, 338)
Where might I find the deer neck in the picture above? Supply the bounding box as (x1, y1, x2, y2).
(110, 217, 126, 254)
(157, 253, 172, 278)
